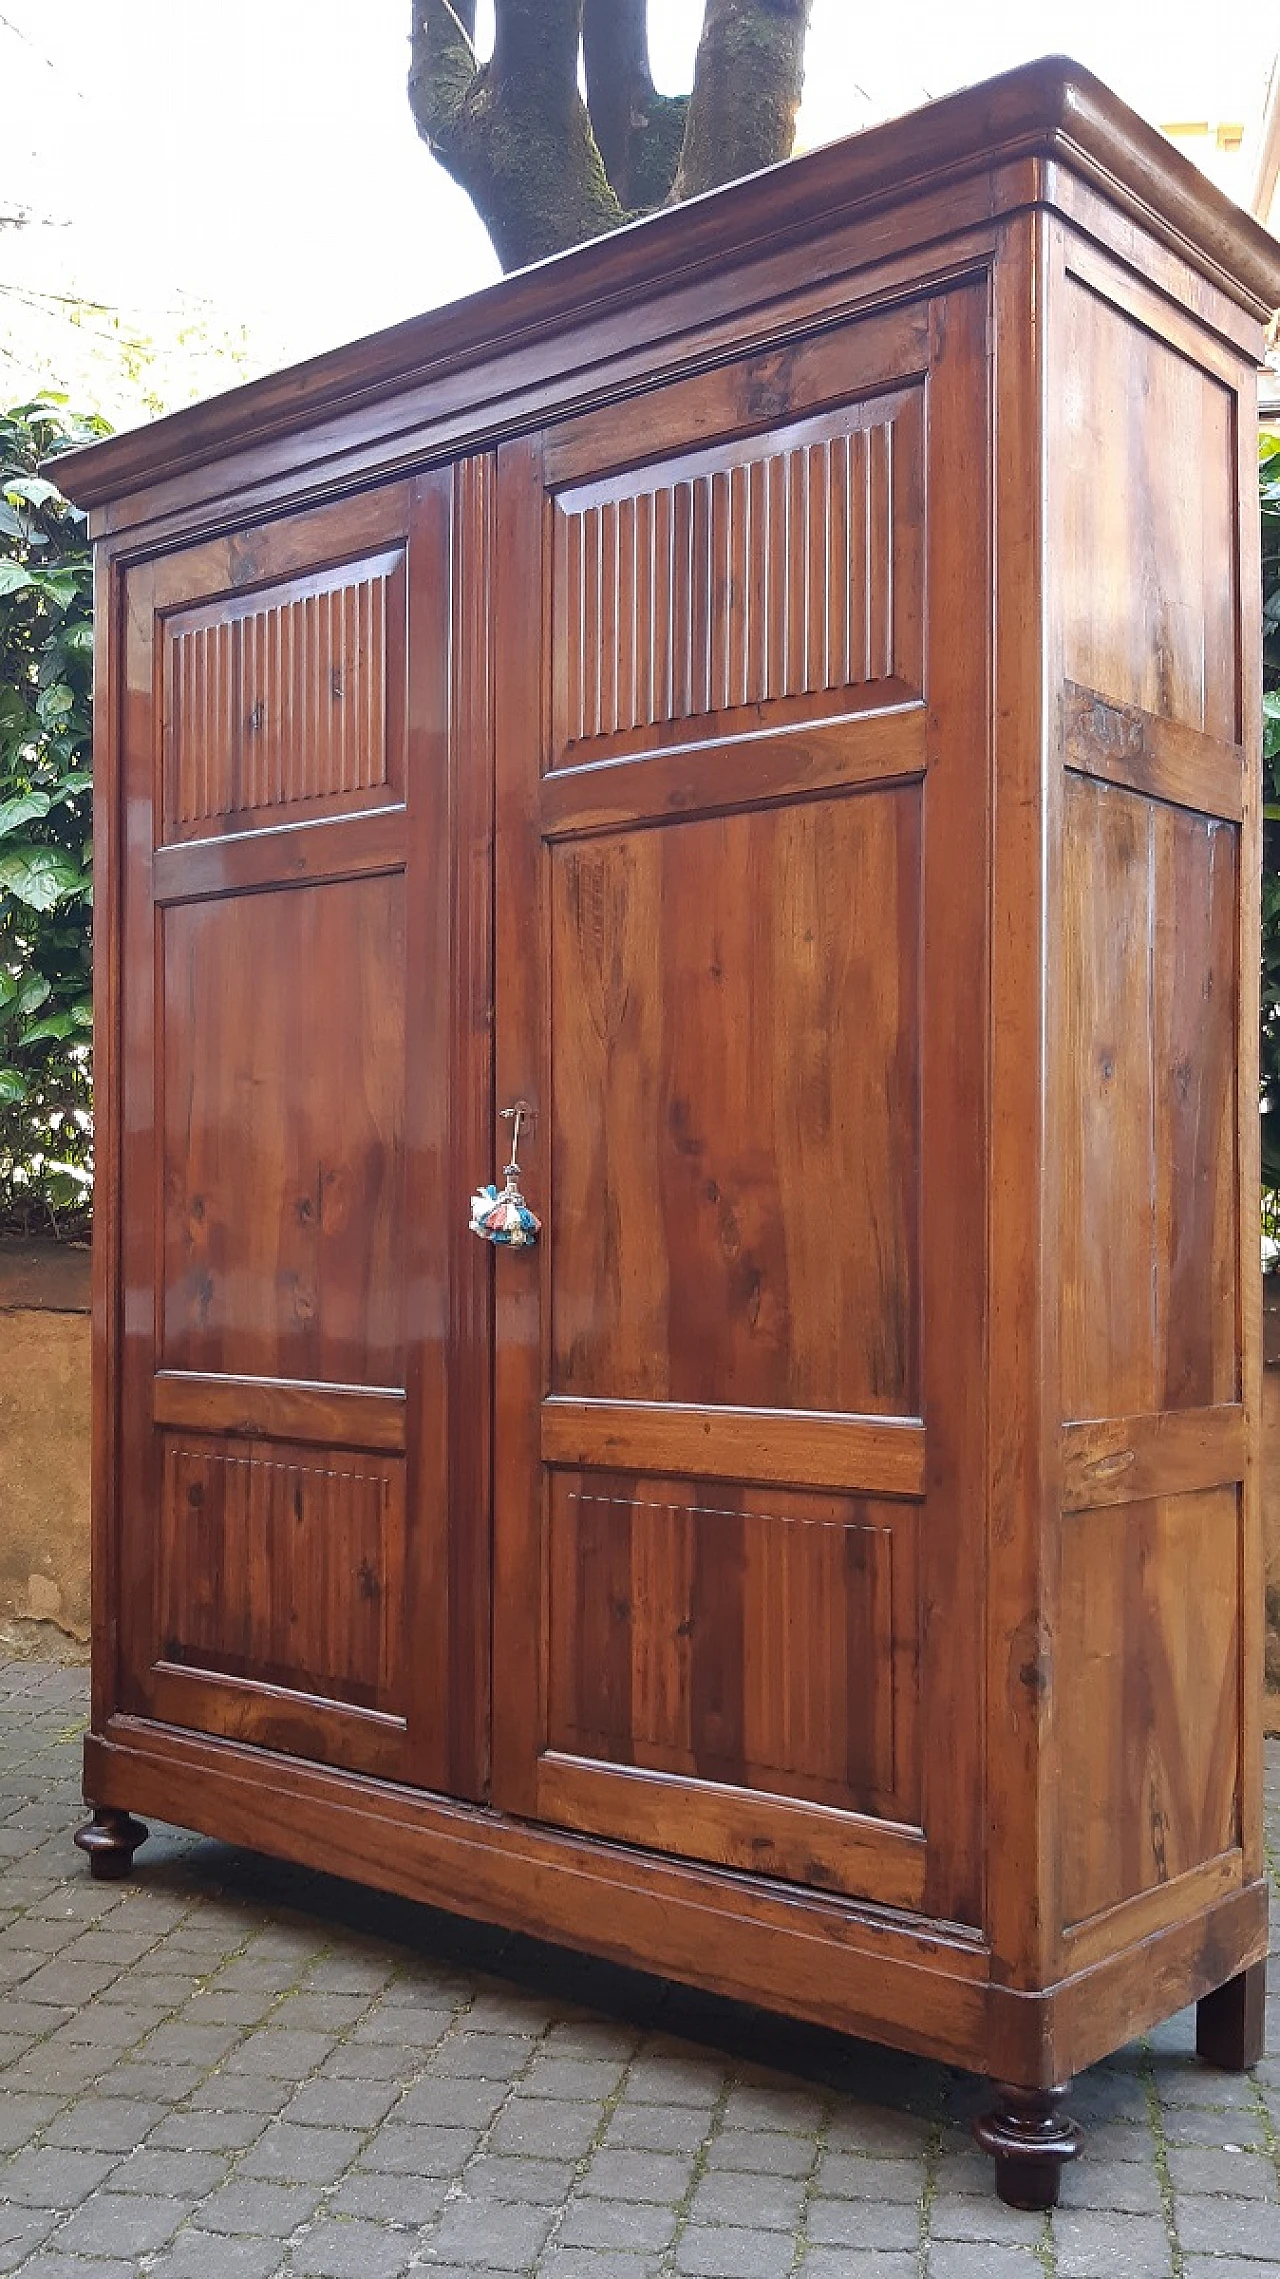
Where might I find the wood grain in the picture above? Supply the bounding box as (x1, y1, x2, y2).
(156, 1436, 404, 1713)
(161, 876, 407, 1389)
(1058, 273, 1238, 744)
(541, 1399, 926, 1497)
(1059, 774, 1238, 1419)
(544, 1472, 919, 1824)
(1061, 1405, 1245, 1512)
(548, 791, 922, 1415)
(1059, 1488, 1241, 1927)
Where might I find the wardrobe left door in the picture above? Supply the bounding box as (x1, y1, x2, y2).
(106, 472, 492, 1793)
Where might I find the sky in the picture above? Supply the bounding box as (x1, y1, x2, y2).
(2, 0, 1277, 423)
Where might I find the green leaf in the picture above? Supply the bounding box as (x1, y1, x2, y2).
(0, 1067, 28, 1106)
(3, 474, 63, 510)
(21, 1011, 77, 1043)
(0, 792, 52, 839)
(0, 843, 83, 911)
(0, 561, 34, 597)
(69, 997, 93, 1029)
(16, 973, 50, 1018)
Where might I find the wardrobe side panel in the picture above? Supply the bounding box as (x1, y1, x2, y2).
(1050, 239, 1258, 1946)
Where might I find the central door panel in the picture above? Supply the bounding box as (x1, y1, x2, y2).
(491, 290, 990, 1921)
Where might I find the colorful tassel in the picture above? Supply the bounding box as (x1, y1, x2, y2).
(469, 1170, 541, 1247)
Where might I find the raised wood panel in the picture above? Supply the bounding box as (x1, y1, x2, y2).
(1058, 276, 1238, 744)
(546, 1472, 919, 1823)
(549, 789, 921, 1415)
(1060, 775, 1238, 1419)
(1059, 1488, 1240, 1928)
(162, 549, 406, 839)
(157, 1435, 405, 1714)
(551, 388, 924, 763)
(161, 873, 405, 1388)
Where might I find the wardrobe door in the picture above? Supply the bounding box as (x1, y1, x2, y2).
(490, 287, 989, 1923)
(109, 470, 491, 1794)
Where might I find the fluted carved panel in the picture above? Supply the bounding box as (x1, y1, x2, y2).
(158, 1437, 404, 1711)
(551, 389, 923, 762)
(163, 549, 405, 838)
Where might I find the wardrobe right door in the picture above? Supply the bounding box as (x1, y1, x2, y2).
(489, 282, 990, 1927)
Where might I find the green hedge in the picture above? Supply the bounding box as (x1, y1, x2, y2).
(0, 398, 107, 1239)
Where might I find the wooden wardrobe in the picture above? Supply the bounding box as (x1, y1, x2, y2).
(56, 57, 1280, 2207)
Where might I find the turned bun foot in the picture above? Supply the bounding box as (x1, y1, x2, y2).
(973, 2081, 1082, 2209)
(74, 1808, 149, 1881)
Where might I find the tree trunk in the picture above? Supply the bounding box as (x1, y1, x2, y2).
(582, 0, 688, 213)
(674, 0, 813, 201)
(408, 0, 814, 274)
(409, 0, 623, 272)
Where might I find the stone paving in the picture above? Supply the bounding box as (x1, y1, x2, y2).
(0, 1658, 1277, 2279)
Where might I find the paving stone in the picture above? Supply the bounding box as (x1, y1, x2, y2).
(54, 2190, 185, 2257)
(673, 2224, 796, 2278)
(149, 2234, 287, 2279)
(579, 2147, 697, 2203)
(290, 2216, 415, 2277)
(19, 2256, 149, 2279)
(1056, 2161, 1165, 2214)
(271, 1993, 371, 2033)
(604, 2103, 710, 2155)
(930, 2192, 1055, 2243)
(221, 2027, 338, 2077)
(1157, 2101, 1265, 2147)
(147, 2107, 272, 2152)
(719, 2083, 828, 2135)
(1167, 2142, 1279, 2197)
(809, 2198, 920, 2250)
(0, 2045, 105, 2095)
(395, 2075, 508, 2127)
(490, 2098, 604, 2160)
(320, 2042, 426, 2082)
(359, 2121, 481, 2175)
(196, 2177, 324, 2234)
(524, 2055, 631, 2102)
(926, 2246, 1043, 2279)
(186, 2072, 295, 2114)
(285, 2078, 401, 2130)
(108, 2143, 230, 2196)
(432, 2030, 536, 2080)
(1052, 2209, 1175, 2276)
(1174, 2195, 1280, 2259)
(620, 2059, 727, 2108)
(688, 2168, 807, 2230)
(1182, 2261, 1280, 2279)
(427, 2195, 556, 2269)
(327, 2167, 449, 2223)
(238, 2118, 366, 2183)
(0, 2145, 118, 2206)
(0, 2093, 63, 2153)
(540, 2253, 664, 2279)
(824, 2105, 932, 2160)
(798, 2253, 918, 2279)
(89, 2060, 210, 2103)
(817, 2151, 926, 2202)
(557, 2199, 681, 2253)
(0, 2206, 56, 2275)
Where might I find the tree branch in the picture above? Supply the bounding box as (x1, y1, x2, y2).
(409, 0, 625, 273)
(673, 0, 812, 202)
(582, 0, 687, 212)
